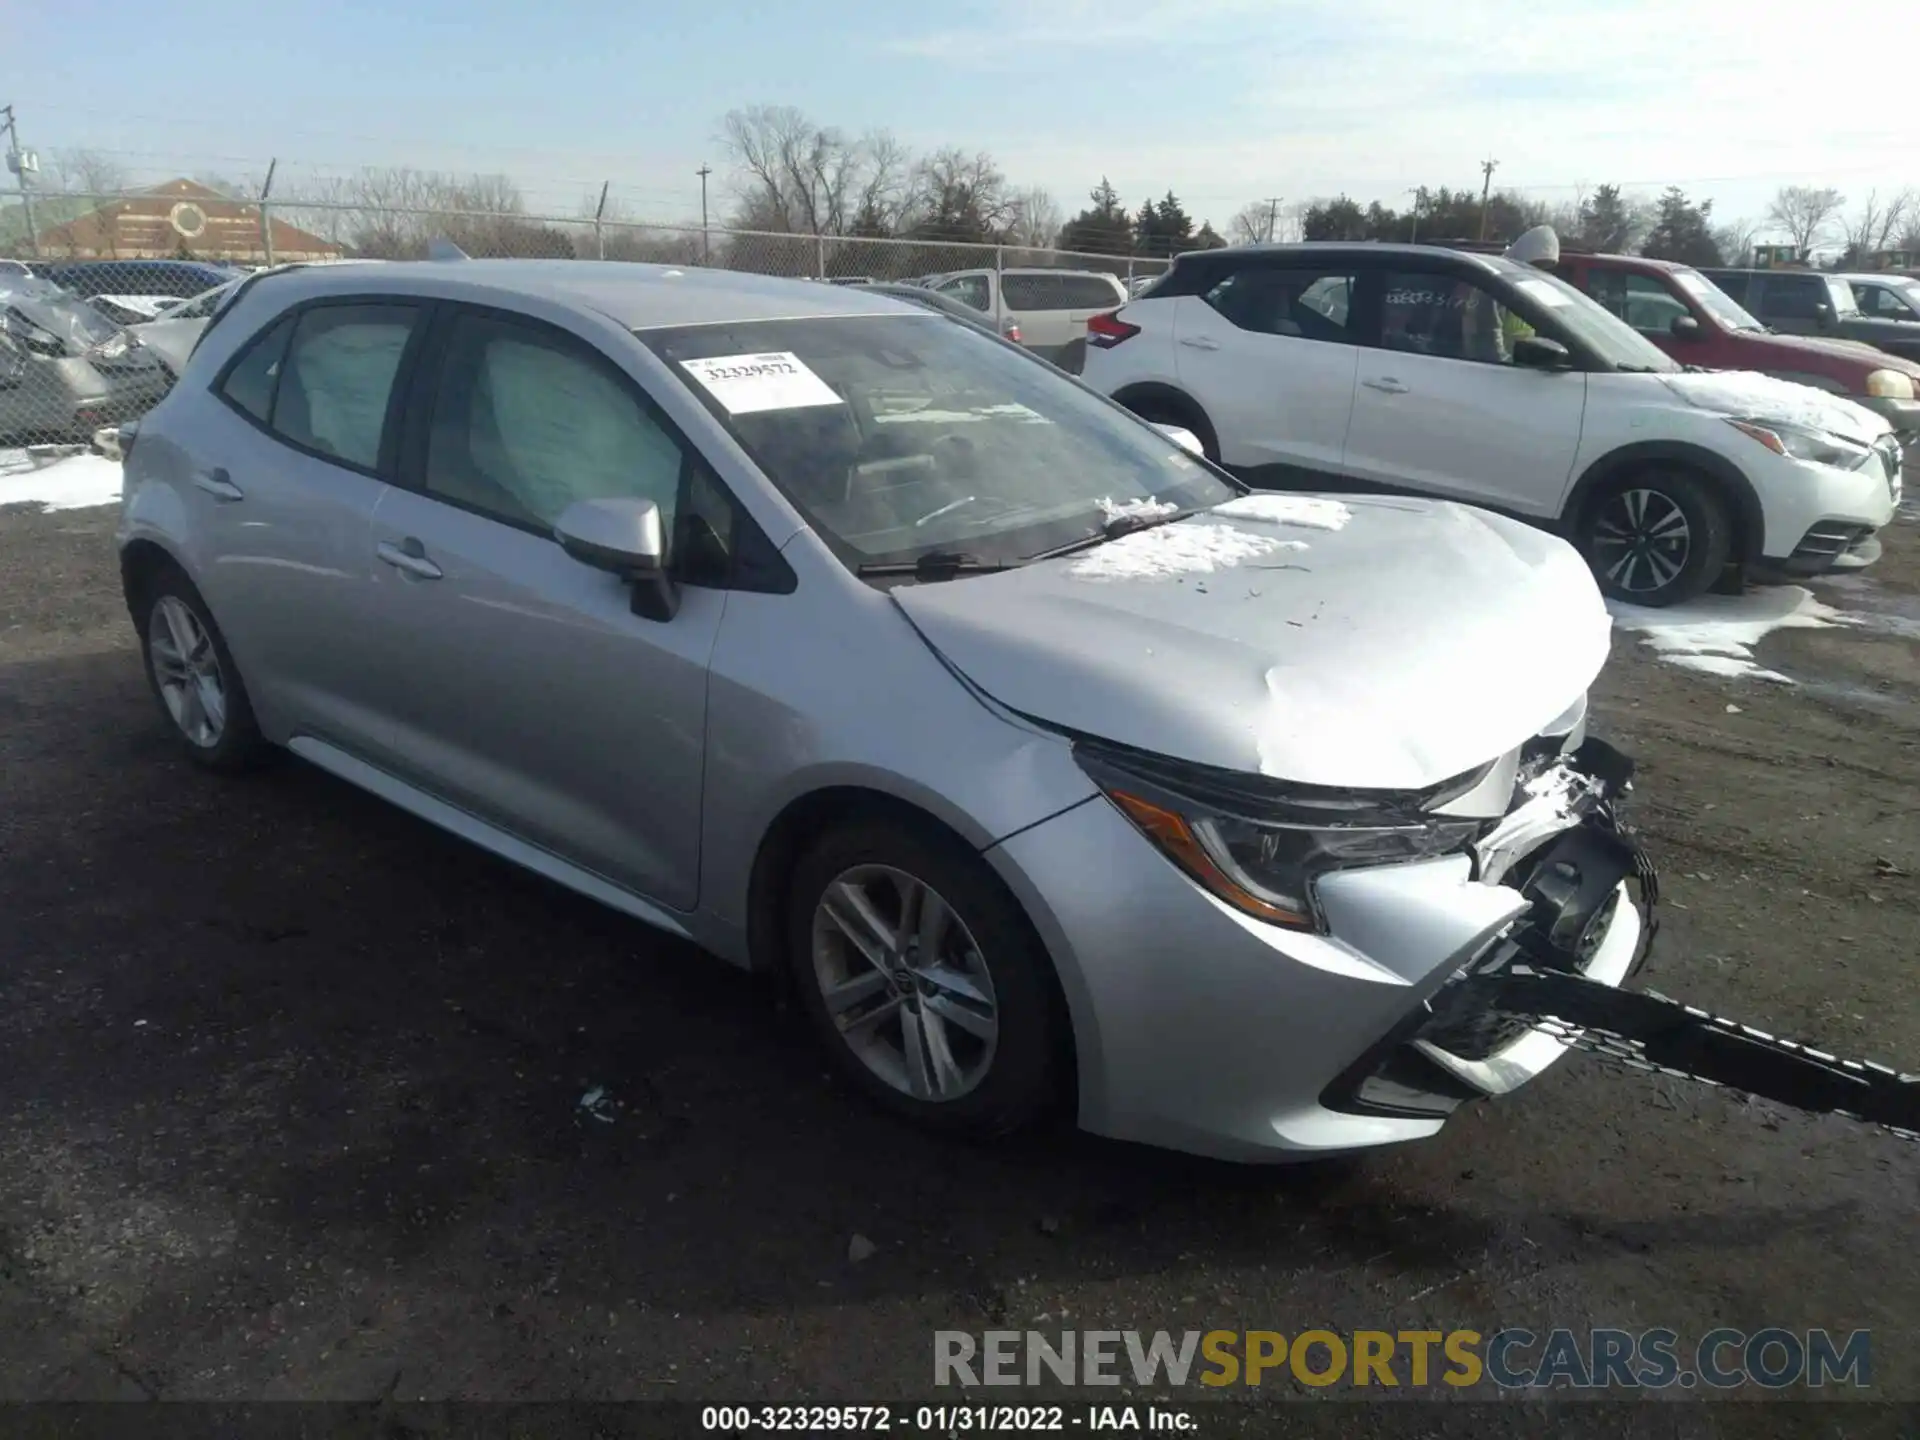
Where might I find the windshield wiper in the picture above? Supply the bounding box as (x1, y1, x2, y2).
(855, 549, 1016, 580)
(1026, 505, 1200, 562)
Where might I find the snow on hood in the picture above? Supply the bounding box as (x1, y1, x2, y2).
(894, 495, 1611, 790)
(1659, 371, 1889, 445)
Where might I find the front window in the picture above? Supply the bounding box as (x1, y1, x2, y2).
(639, 314, 1236, 570)
(935, 274, 990, 312)
(1823, 275, 1862, 316)
(1498, 266, 1678, 373)
(1673, 269, 1764, 331)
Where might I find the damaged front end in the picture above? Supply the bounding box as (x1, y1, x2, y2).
(1323, 731, 1662, 1122)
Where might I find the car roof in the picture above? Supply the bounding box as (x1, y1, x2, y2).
(1176, 241, 1516, 273)
(1569, 252, 1687, 273)
(1837, 272, 1917, 283)
(259, 257, 935, 329)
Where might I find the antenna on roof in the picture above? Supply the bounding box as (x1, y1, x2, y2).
(426, 239, 470, 262)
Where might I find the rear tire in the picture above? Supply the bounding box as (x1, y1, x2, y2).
(785, 817, 1064, 1138)
(134, 564, 270, 772)
(1578, 467, 1732, 607)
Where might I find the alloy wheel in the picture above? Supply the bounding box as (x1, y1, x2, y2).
(810, 864, 1000, 1102)
(1592, 488, 1693, 596)
(148, 595, 228, 748)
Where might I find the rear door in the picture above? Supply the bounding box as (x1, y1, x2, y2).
(355, 303, 730, 911)
(1001, 274, 1125, 361)
(1170, 258, 1362, 475)
(1343, 265, 1586, 516)
(188, 298, 425, 743)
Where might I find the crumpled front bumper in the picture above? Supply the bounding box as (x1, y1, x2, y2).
(989, 731, 1661, 1162)
(1320, 738, 1659, 1122)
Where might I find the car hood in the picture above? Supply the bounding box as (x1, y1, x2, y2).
(893, 494, 1612, 791)
(1658, 370, 1891, 446)
(1732, 328, 1920, 373)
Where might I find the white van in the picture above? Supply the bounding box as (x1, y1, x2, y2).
(926, 268, 1127, 372)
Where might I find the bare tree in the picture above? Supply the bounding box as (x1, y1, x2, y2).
(1711, 215, 1761, 267)
(1228, 200, 1277, 244)
(1841, 188, 1915, 263)
(1006, 187, 1062, 250)
(46, 148, 129, 196)
(720, 105, 881, 236)
(1766, 185, 1846, 255)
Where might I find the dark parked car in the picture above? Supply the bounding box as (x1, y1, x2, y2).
(1699, 268, 1920, 364)
(1845, 273, 1920, 325)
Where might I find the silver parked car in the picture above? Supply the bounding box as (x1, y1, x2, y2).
(1, 277, 174, 441)
(117, 259, 1656, 1161)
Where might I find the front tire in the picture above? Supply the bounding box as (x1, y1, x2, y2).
(785, 817, 1064, 1137)
(1119, 394, 1221, 464)
(1578, 468, 1732, 607)
(135, 566, 269, 771)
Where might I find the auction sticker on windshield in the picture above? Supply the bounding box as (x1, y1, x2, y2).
(678, 352, 844, 415)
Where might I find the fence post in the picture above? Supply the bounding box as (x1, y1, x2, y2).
(995, 244, 1005, 330)
(257, 159, 277, 267)
(594, 180, 609, 261)
(815, 232, 827, 279)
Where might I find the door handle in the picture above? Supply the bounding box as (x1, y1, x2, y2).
(1179, 336, 1222, 351)
(1361, 376, 1409, 394)
(376, 538, 443, 580)
(193, 467, 244, 502)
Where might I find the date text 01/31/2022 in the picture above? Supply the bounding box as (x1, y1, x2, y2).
(701, 1404, 1196, 1431)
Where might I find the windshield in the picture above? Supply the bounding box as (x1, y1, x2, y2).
(639, 314, 1236, 569)
(1506, 268, 1678, 372)
(154, 281, 239, 323)
(1672, 269, 1764, 331)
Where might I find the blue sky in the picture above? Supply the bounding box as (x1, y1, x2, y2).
(9, 0, 1913, 240)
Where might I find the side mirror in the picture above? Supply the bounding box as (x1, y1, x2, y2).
(1512, 335, 1573, 370)
(1814, 302, 1833, 326)
(1669, 314, 1703, 340)
(1153, 422, 1205, 456)
(554, 496, 678, 622)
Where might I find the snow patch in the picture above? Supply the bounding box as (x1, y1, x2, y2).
(1096, 495, 1179, 525)
(1608, 585, 1845, 683)
(1211, 494, 1352, 531)
(0, 449, 124, 512)
(1068, 520, 1287, 581)
(1658, 371, 1883, 445)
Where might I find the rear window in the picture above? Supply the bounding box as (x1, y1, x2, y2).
(1002, 274, 1123, 311)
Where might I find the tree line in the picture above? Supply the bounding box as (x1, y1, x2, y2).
(10, 118, 1918, 275)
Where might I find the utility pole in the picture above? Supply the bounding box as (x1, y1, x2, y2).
(1476, 157, 1499, 241)
(1406, 187, 1424, 244)
(3, 105, 39, 256)
(1262, 196, 1284, 243)
(696, 164, 712, 263)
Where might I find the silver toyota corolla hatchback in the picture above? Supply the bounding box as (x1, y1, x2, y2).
(117, 259, 1658, 1161)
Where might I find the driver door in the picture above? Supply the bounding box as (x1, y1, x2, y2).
(356, 305, 730, 912)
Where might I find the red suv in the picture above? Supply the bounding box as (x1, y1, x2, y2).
(1552, 252, 1920, 448)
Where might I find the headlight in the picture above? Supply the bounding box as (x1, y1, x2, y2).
(1726, 417, 1870, 469)
(1075, 740, 1490, 931)
(1865, 369, 1916, 400)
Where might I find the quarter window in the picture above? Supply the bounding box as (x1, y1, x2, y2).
(1379, 271, 1533, 364)
(272, 304, 419, 469)
(424, 312, 687, 535)
(1758, 275, 1823, 320)
(217, 315, 295, 425)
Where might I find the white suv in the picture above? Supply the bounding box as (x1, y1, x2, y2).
(928, 268, 1127, 372)
(1082, 243, 1903, 605)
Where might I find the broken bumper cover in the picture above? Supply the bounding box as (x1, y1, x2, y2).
(987, 737, 1659, 1162)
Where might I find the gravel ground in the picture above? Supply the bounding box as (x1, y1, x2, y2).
(1, 497, 1916, 1435)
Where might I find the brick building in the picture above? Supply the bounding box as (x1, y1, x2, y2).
(32, 179, 340, 262)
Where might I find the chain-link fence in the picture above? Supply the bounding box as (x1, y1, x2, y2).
(0, 188, 1172, 446)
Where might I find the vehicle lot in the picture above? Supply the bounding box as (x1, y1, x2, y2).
(1, 498, 1917, 1418)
